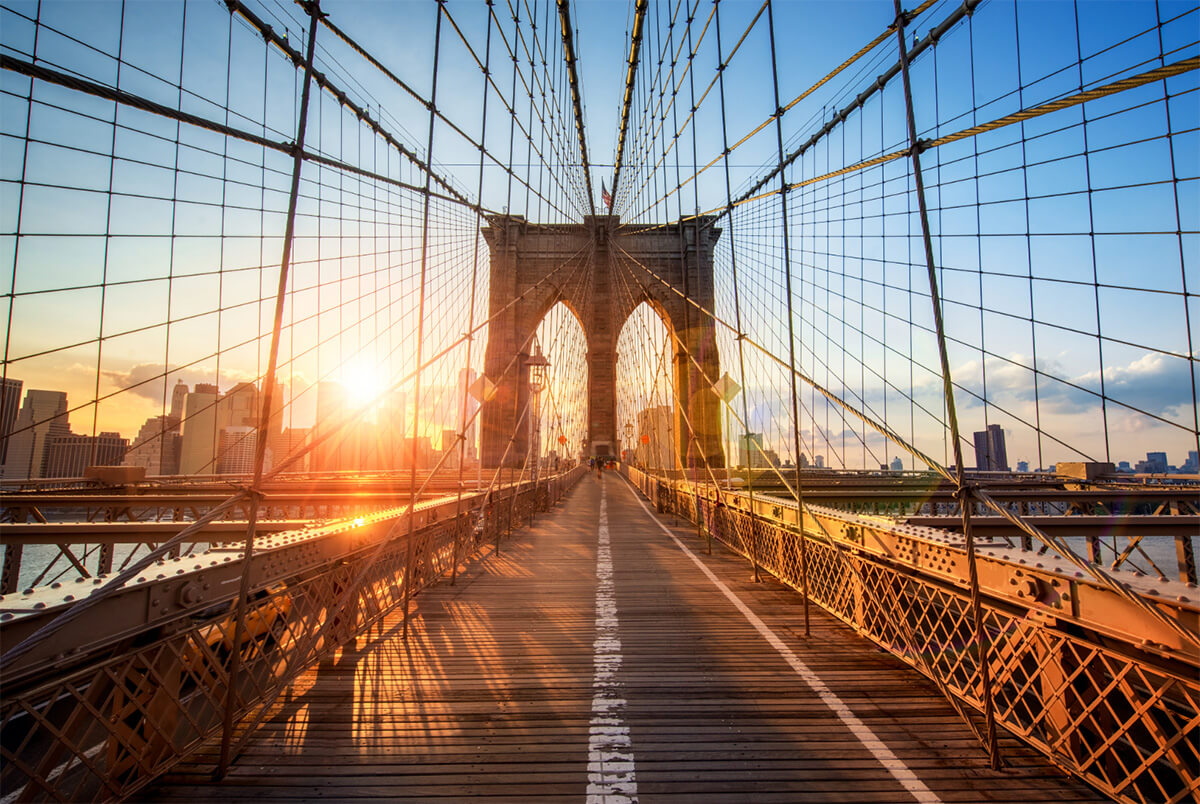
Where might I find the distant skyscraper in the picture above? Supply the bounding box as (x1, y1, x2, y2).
(219, 382, 259, 431)
(459, 368, 479, 463)
(179, 385, 220, 474)
(814, 455, 825, 469)
(169, 380, 189, 420)
(739, 432, 767, 468)
(2, 389, 70, 479)
(1017, 460, 1029, 473)
(1144, 451, 1168, 474)
(441, 428, 460, 469)
(1183, 451, 1199, 474)
(217, 426, 258, 474)
(271, 427, 310, 473)
(890, 456, 903, 472)
(973, 424, 1009, 471)
(314, 381, 348, 472)
(124, 414, 182, 475)
(377, 388, 406, 471)
(43, 432, 127, 478)
(0, 377, 22, 467)
(403, 436, 433, 470)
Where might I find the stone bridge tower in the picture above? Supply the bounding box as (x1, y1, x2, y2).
(479, 214, 724, 470)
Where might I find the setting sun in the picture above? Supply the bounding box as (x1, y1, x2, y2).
(342, 363, 384, 411)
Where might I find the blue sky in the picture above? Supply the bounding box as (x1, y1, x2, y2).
(1, 0, 1197, 471)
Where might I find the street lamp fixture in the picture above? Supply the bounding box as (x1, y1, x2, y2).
(525, 340, 550, 479)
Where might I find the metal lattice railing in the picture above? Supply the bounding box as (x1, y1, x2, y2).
(629, 467, 1199, 804)
(0, 468, 581, 803)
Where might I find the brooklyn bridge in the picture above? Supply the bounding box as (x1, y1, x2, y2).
(0, 0, 1197, 801)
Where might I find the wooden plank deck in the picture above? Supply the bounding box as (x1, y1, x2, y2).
(142, 474, 1106, 802)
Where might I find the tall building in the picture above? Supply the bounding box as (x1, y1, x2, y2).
(459, 368, 479, 463)
(438, 428, 459, 469)
(739, 432, 768, 469)
(217, 426, 259, 474)
(377, 388, 406, 471)
(0, 377, 23, 467)
(313, 381, 348, 471)
(169, 380, 188, 420)
(1144, 451, 1168, 474)
(43, 432, 127, 478)
(973, 424, 1009, 471)
(179, 384, 220, 474)
(1183, 451, 1199, 474)
(219, 382, 259, 431)
(272, 427, 311, 473)
(2, 389, 70, 479)
(403, 436, 433, 470)
(124, 414, 182, 475)
(890, 456, 904, 472)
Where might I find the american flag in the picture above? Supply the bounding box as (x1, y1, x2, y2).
(601, 179, 612, 210)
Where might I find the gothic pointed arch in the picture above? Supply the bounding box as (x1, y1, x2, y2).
(480, 215, 724, 468)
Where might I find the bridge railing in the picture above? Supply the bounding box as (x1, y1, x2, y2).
(625, 466, 1199, 804)
(0, 466, 584, 802)
(0, 473, 511, 595)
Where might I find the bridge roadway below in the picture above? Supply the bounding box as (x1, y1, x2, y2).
(142, 474, 1105, 802)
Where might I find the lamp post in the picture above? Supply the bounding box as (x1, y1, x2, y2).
(525, 340, 550, 483)
(624, 422, 633, 465)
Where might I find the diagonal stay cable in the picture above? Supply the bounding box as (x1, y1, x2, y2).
(612, 241, 1200, 651)
(609, 0, 649, 208)
(556, 0, 595, 215)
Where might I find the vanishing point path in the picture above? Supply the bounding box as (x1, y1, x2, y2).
(144, 475, 1103, 803)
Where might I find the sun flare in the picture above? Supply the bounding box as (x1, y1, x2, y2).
(342, 363, 384, 410)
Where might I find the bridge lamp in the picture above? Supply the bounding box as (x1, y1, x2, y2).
(525, 343, 550, 478)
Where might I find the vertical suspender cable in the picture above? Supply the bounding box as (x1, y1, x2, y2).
(403, 0, 446, 640)
(765, 0, 810, 636)
(890, 0, 1000, 769)
(714, 0, 761, 583)
(218, 0, 322, 777)
(451, 0, 495, 586)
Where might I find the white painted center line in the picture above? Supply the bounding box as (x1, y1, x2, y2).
(587, 478, 639, 804)
(622, 479, 941, 804)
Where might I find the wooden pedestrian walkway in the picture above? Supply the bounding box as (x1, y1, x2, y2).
(142, 474, 1105, 802)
